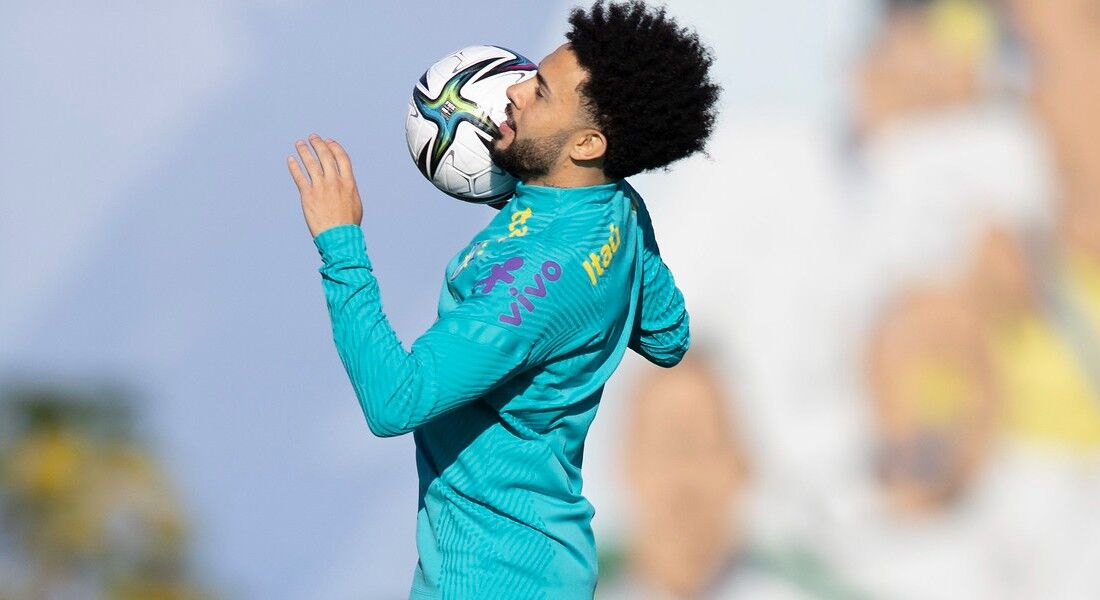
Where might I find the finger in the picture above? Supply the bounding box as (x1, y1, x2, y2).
(296, 139, 323, 183)
(309, 134, 339, 178)
(327, 139, 354, 181)
(287, 155, 309, 191)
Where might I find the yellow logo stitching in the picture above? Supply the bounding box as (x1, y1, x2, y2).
(582, 223, 621, 285)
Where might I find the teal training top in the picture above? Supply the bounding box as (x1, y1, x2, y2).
(313, 179, 689, 599)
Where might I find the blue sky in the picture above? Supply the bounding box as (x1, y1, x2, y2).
(0, 0, 866, 596)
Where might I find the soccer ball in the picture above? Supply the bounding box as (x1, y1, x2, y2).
(405, 45, 536, 204)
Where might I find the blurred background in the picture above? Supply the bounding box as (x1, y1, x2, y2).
(2, 0, 1098, 598)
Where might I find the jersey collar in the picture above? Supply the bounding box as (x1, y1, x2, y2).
(512, 180, 623, 212)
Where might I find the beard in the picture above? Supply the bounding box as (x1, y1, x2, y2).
(490, 129, 571, 182)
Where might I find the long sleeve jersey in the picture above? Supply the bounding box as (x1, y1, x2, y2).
(313, 179, 688, 599)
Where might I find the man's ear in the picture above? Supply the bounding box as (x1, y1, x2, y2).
(570, 129, 607, 162)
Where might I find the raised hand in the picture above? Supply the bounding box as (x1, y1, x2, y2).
(287, 134, 363, 238)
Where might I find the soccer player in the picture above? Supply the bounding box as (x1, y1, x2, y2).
(286, 2, 719, 597)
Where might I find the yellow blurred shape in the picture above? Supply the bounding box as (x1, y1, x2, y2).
(8, 430, 87, 500)
(899, 358, 975, 426)
(929, 0, 995, 62)
(109, 579, 209, 600)
(991, 252, 1100, 448)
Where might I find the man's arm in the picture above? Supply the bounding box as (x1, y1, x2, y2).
(628, 193, 690, 367)
(314, 225, 538, 437)
(289, 136, 543, 437)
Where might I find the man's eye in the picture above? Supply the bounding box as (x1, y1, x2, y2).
(535, 87, 544, 99)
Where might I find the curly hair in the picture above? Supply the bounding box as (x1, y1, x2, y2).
(566, 1, 721, 180)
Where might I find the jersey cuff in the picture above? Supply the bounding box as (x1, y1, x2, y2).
(313, 224, 370, 266)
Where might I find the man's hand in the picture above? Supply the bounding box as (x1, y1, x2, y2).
(287, 134, 363, 238)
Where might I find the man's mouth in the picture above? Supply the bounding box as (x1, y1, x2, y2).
(491, 104, 516, 143)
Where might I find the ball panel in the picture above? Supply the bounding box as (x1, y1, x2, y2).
(450, 122, 493, 175)
(440, 155, 473, 195)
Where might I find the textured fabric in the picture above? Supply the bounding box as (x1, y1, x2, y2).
(314, 179, 688, 599)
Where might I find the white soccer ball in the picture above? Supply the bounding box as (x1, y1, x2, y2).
(406, 45, 536, 203)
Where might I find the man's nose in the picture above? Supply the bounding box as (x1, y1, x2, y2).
(505, 82, 521, 110)
(505, 77, 533, 110)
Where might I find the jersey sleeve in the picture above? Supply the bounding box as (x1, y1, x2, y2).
(629, 196, 690, 367)
(313, 224, 579, 437)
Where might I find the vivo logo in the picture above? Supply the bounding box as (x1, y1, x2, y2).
(477, 256, 563, 327)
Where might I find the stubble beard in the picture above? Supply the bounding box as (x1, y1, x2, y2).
(490, 130, 571, 183)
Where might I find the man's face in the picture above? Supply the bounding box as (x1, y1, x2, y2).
(625, 363, 745, 595)
(491, 44, 591, 181)
(859, 7, 986, 133)
(1011, 0, 1100, 58)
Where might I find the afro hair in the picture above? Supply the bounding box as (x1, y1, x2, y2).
(566, 1, 721, 180)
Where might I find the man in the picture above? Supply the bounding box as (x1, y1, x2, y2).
(602, 355, 748, 599)
(286, 2, 719, 598)
(595, 354, 859, 600)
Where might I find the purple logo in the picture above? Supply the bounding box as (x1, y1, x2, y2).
(476, 256, 525, 293)
(476, 257, 563, 326)
(498, 260, 562, 326)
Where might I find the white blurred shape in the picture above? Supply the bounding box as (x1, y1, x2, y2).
(856, 103, 1057, 301)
